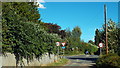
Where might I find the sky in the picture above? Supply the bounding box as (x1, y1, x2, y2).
(38, 2, 118, 42)
(44, 0, 120, 2)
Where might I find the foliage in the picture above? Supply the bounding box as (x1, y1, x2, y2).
(95, 29, 104, 46)
(2, 2, 40, 22)
(47, 58, 69, 66)
(65, 27, 98, 55)
(79, 42, 98, 54)
(96, 53, 120, 68)
(65, 26, 82, 50)
(2, 21, 62, 64)
(41, 23, 66, 39)
(72, 26, 82, 38)
(65, 50, 83, 56)
(42, 23, 61, 34)
(88, 40, 95, 45)
(94, 19, 120, 55)
(2, 2, 62, 65)
(2, 2, 100, 66)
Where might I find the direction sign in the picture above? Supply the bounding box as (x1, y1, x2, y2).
(62, 42, 66, 46)
(62, 46, 65, 49)
(56, 42, 60, 46)
(98, 43, 104, 48)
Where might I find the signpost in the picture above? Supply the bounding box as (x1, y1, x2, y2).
(56, 42, 60, 55)
(62, 42, 66, 56)
(56, 42, 66, 56)
(98, 43, 104, 55)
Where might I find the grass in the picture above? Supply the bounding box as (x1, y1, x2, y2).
(46, 58, 69, 66)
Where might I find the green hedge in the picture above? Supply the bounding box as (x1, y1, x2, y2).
(96, 53, 120, 68)
(2, 21, 62, 65)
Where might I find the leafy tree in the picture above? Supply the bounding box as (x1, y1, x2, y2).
(42, 23, 61, 34)
(42, 23, 67, 39)
(95, 29, 101, 46)
(65, 26, 82, 51)
(2, 2, 40, 23)
(72, 26, 82, 38)
(88, 40, 95, 45)
(95, 19, 120, 55)
(2, 2, 62, 66)
(59, 30, 66, 39)
(2, 21, 62, 66)
(116, 23, 120, 55)
(72, 26, 82, 49)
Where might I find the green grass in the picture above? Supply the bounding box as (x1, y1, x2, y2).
(46, 58, 69, 66)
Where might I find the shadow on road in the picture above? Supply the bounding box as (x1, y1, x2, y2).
(66, 55, 99, 62)
(67, 57, 98, 62)
(64, 55, 99, 67)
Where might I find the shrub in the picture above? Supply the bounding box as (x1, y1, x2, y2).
(96, 53, 120, 68)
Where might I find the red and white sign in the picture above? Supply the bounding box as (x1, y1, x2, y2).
(62, 42, 66, 46)
(98, 43, 104, 48)
(56, 42, 60, 46)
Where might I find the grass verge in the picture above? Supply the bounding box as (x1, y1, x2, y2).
(46, 58, 69, 66)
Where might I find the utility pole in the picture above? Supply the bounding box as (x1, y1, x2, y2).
(104, 4, 108, 55)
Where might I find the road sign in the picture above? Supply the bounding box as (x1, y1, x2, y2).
(56, 42, 60, 46)
(62, 46, 65, 49)
(62, 42, 66, 46)
(98, 43, 104, 48)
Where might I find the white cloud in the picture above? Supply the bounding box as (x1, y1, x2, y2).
(37, 2, 46, 9)
(36, 0, 45, 3)
(35, 0, 46, 9)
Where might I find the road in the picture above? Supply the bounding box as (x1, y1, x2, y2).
(63, 55, 99, 68)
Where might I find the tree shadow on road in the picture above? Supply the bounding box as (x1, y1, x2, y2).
(67, 57, 98, 62)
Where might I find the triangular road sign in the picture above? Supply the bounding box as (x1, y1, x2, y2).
(62, 42, 66, 46)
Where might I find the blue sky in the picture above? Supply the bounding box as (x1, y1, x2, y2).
(44, 0, 120, 2)
(38, 2, 118, 42)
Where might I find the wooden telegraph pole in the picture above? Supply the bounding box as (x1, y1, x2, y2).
(104, 4, 108, 55)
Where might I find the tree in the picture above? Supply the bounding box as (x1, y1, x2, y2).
(72, 26, 82, 48)
(94, 19, 119, 55)
(95, 29, 100, 46)
(42, 23, 67, 39)
(2, 2, 40, 23)
(72, 26, 82, 38)
(88, 40, 95, 45)
(2, 2, 62, 66)
(42, 23, 61, 34)
(65, 26, 82, 51)
(59, 30, 66, 39)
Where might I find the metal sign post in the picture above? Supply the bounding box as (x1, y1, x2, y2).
(98, 43, 104, 55)
(62, 46, 65, 56)
(100, 48, 102, 55)
(62, 42, 66, 57)
(56, 42, 60, 55)
(58, 46, 59, 55)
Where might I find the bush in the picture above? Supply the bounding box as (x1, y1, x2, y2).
(2, 21, 62, 65)
(96, 53, 120, 68)
(64, 50, 81, 55)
